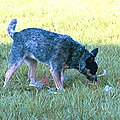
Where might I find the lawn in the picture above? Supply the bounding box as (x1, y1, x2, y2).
(0, 0, 120, 119)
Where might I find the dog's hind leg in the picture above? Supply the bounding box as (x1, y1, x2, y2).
(24, 57, 38, 86)
(4, 44, 24, 87)
(4, 60, 23, 87)
(28, 59, 37, 86)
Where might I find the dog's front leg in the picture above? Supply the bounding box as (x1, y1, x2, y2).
(50, 69, 63, 90)
(61, 69, 64, 88)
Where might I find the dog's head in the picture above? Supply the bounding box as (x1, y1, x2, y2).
(79, 48, 98, 82)
(85, 48, 98, 81)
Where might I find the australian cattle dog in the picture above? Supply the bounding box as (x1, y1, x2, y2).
(4, 19, 99, 90)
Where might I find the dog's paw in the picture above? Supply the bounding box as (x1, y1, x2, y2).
(35, 81, 43, 88)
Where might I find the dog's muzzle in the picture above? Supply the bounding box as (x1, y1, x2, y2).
(86, 73, 98, 82)
(92, 74, 97, 82)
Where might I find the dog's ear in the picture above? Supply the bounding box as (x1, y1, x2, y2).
(91, 48, 98, 57)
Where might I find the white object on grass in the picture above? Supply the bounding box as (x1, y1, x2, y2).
(98, 69, 106, 77)
(104, 85, 113, 92)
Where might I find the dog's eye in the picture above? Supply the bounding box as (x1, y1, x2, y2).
(86, 56, 94, 63)
(89, 57, 94, 62)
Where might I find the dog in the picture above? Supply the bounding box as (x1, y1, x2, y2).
(4, 19, 99, 90)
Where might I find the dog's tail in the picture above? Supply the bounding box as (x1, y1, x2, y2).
(7, 18, 17, 39)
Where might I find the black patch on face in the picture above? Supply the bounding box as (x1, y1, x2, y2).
(85, 56, 98, 75)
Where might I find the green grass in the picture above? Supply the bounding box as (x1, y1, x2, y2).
(0, 0, 120, 119)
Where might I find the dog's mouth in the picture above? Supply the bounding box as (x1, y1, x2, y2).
(86, 69, 106, 84)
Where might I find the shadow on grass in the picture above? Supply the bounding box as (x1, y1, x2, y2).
(0, 42, 120, 92)
(0, 42, 120, 120)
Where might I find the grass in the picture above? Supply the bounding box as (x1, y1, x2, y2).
(0, 0, 120, 119)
